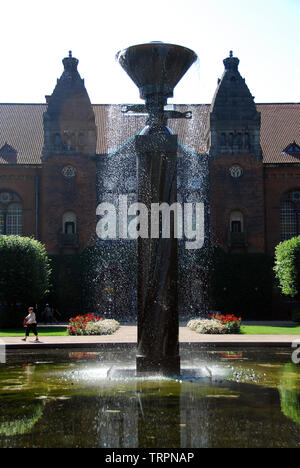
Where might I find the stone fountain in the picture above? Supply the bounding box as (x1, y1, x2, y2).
(116, 42, 197, 375)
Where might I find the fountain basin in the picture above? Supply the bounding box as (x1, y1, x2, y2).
(0, 347, 299, 448)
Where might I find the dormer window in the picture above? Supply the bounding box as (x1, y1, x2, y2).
(0, 143, 18, 163)
(282, 141, 300, 157)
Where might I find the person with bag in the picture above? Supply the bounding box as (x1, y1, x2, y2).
(22, 307, 40, 342)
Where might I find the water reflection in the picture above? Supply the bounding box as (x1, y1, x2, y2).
(0, 348, 299, 448)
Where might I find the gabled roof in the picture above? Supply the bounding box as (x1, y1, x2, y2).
(0, 102, 299, 165)
(0, 103, 46, 164)
(93, 104, 209, 155)
(257, 103, 300, 164)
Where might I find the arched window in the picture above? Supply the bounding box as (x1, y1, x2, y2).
(228, 133, 234, 146)
(244, 133, 250, 147)
(220, 133, 227, 145)
(280, 198, 297, 241)
(0, 192, 22, 235)
(78, 133, 84, 146)
(54, 133, 61, 146)
(230, 211, 244, 233)
(62, 212, 77, 234)
(236, 133, 242, 146)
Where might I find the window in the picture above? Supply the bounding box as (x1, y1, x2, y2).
(54, 133, 61, 145)
(78, 133, 84, 146)
(0, 192, 22, 235)
(62, 212, 77, 234)
(228, 133, 234, 146)
(244, 133, 250, 147)
(230, 211, 244, 232)
(6, 203, 22, 235)
(0, 210, 5, 234)
(220, 133, 226, 145)
(236, 133, 242, 146)
(71, 133, 76, 147)
(279, 190, 300, 241)
(280, 200, 297, 241)
(282, 141, 300, 157)
(231, 220, 241, 233)
(65, 222, 75, 234)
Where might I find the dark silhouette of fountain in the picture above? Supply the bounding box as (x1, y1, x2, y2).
(116, 42, 197, 375)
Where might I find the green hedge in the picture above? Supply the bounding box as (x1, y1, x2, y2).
(274, 236, 300, 298)
(0, 235, 51, 327)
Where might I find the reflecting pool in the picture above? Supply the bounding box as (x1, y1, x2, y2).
(0, 347, 299, 448)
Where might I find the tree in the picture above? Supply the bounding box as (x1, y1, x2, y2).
(274, 236, 300, 297)
(0, 235, 51, 326)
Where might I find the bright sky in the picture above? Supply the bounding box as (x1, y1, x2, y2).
(1, 0, 299, 104)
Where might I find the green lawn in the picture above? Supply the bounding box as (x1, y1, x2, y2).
(241, 325, 300, 335)
(0, 327, 67, 337)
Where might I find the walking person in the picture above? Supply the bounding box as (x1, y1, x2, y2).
(42, 303, 52, 324)
(22, 307, 40, 342)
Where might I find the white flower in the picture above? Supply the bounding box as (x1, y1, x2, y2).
(85, 319, 120, 335)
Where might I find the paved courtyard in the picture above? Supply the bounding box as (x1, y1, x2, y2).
(2, 325, 300, 348)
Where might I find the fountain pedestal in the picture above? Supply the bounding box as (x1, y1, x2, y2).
(116, 42, 197, 376)
(135, 132, 179, 375)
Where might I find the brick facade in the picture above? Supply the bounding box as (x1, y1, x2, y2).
(210, 154, 265, 252)
(39, 154, 97, 254)
(0, 51, 299, 258)
(264, 164, 300, 253)
(0, 166, 39, 238)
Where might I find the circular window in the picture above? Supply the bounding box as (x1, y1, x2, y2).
(229, 165, 243, 178)
(293, 191, 300, 202)
(0, 192, 12, 203)
(62, 166, 77, 179)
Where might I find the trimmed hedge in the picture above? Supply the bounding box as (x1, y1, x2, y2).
(274, 236, 300, 297)
(0, 235, 51, 327)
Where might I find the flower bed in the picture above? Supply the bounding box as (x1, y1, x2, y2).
(85, 319, 120, 335)
(67, 314, 120, 336)
(187, 313, 241, 335)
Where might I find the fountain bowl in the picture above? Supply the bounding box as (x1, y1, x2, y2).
(116, 42, 197, 100)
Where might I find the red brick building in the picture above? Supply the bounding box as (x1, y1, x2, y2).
(0, 51, 299, 257)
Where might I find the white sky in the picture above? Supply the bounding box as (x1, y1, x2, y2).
(1, 0, 299, 104)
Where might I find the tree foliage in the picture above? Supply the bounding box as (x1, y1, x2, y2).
(0, 235, 51, 305)
(274, 236, 300, 297)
